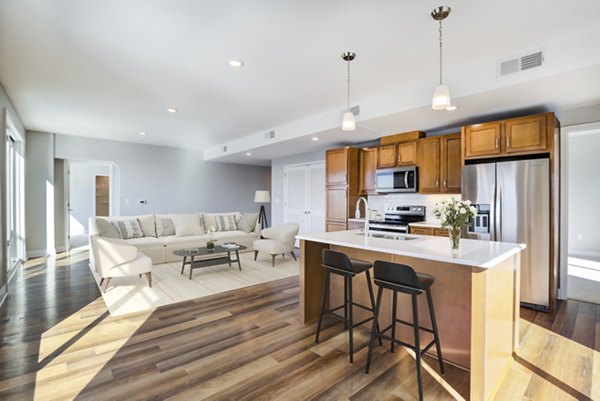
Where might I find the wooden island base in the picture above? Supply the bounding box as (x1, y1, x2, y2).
(300, 239, 521, 401)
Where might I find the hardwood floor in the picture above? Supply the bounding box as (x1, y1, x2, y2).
(1, 251, 599, 400)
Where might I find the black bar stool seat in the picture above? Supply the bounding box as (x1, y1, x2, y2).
(365, 261, 444, 401)
(315, 249, 382, 364)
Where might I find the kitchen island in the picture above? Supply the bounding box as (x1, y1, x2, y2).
(298, 230, 525, 401)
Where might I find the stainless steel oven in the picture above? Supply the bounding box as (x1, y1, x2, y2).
(375, 167, 418, 193)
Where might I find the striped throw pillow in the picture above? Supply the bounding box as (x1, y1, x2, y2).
(215, 215, 237, 231)
(111, 219, 144, 239)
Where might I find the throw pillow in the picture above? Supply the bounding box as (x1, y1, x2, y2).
(203, 212, 241, 232)
(215, 214, 237, 231)
(111, 219, 144, 239)
(155, 215, 176, 236)
(95, 218, 120, 238)
(237, 212, 259, 233)
(171, 214, 204, 237)
(111, 214, 156, 237)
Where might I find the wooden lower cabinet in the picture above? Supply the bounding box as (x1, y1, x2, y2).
(434, 228, 448, 237)
(326, 221, 347, 232)
(409, 226, 434, 236)
(326, 187, 348, 222)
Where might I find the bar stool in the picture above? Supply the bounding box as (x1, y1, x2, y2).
(315, 249, 382, 363)
(365, 260, 444, 401)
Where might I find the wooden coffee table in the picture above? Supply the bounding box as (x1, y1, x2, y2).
(174, 245, 247, 280)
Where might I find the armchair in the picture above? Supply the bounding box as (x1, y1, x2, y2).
(253, 223, 300, 266)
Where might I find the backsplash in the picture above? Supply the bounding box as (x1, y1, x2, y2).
(367, 193, 461, 223)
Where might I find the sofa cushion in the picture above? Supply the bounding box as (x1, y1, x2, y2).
(107, 214, 157, 237)
(211, 230, 254, 240)
(124, 237, 164, 249)
(155, 214, 175, 237)
(112, 219, 144, 240)
(203, 212, 241, 232)
(171, 213, 204, 237)
(162, 235, 209, 246)
(237, 213, 259, 233)
(95, 218, 120, 239)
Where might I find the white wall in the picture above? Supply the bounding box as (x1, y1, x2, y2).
(567, 130, 600, 257)
(69, 162, 110, 235)
(271, 150, 325, 227)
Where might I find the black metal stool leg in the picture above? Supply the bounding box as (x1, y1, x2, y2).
(427, 288, 445, 374)
(365, 286, 384, 374)
(365, 270, 383, 346)
(315, 270, 329, 344)
(412, 294, 424, 401)
(391, 290, 398, 353)
(348, 276, 354, 364)
(343, 277, 348, 330)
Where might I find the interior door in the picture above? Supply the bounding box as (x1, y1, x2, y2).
(6, 136, 17, 274)
(308, 163, 325, 234)
(284, 166, 309, 239)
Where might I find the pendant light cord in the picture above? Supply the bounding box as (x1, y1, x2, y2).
(347, 59, 351, 112)
(439, 20, 443, 85)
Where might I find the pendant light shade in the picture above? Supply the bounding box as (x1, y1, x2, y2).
(342, 111, 356, 131)
(432, 84, 451, 110)
(431, 6, 452, 110)
(341, 51, 356, 131)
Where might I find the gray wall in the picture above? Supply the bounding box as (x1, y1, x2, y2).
(271, 150, 325, 227)
(53, 134, 271, 216)
(567, 131, 600, 257)
(25, 131, 55, 256)
(69, 162, 110, 235)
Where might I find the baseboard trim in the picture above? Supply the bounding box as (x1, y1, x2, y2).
(26, 248, 56, 259)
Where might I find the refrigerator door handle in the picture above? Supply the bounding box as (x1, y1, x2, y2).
(495, 184, 502, 241)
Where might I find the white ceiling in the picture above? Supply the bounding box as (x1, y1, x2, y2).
(1, 0, 600, 162)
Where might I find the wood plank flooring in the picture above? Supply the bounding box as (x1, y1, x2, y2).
(1, 251, 600, 400)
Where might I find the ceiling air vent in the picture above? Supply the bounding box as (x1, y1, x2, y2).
(498, 50, 544, 77)
(264, 130, 275, 140)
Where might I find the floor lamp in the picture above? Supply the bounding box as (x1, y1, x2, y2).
(254, 190, 271, 230)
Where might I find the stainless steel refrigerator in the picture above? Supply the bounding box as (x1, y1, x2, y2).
(462, 158, 550, 310)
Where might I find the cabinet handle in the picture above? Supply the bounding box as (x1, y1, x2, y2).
(436, 178, 439, 188)
(495, 137, 499, 148)
(443, 179, 447, 188)
(506, 134, 510, 148)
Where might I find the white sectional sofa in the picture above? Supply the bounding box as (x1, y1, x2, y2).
(89, 212, 260, 265)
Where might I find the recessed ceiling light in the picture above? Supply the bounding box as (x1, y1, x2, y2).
(139, 131, 147, 136)
(246, 152, 252, 156)
(167, 108, 178, 113)
(312, 137, 319, 141)
(229, 60, 244, 67)
(446, 105, 458, 111)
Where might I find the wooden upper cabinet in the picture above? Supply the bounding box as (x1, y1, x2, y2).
(463, 122, 501, 158)
(326, 187, 348, 222)
(504, 114, 547, 154)
(397, 141, 419, 166)
(377, 144, 396, 169)
(418, 137, 441, 193)
(441, 134, 462, 193)
(359, 147, 378, 195)
(326, 148, 348, 186)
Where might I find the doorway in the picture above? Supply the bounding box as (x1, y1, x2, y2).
(5, 128, 23, 278)
(284, 162, 326, 245)
(563, 122, 600, 304)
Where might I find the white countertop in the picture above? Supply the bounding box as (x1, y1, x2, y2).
(347, 218, 366, 223)
(297, 230, 525, 269)
(409, 221, 443, 229)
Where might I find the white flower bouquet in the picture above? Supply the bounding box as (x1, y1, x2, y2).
(433, 198, 477, 250)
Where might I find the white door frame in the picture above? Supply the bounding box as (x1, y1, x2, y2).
(559, 121, 600, 300)
(283, 161, 325, 236)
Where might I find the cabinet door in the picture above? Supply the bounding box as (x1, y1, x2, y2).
(464, 122, 501, 158)
(418, 137, 441, 193)
(359, 147, 378, 195)
(326, 221, 347, 232)
(397, 141, 419, 166)
(377, 144, 397, 169)
(326, 148, 348, 186)
(441, 134, 462, 193)
(434, 228, 449, 237)
(504, 115, 548, 154)
(326, 187, 348, 222)
(410, 227, 434, 236)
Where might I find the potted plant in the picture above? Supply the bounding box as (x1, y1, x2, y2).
(206, 226, 216, 250)
(433, 198, 477, 253)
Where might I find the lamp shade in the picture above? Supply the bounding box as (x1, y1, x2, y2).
(431, 84, 452, 110)
(342, 111, 356, 131)
(254, 190, 271, 203)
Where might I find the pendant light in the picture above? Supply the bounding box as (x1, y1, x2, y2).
(431, 6, 452, 110)
(341, 51, 356, 131)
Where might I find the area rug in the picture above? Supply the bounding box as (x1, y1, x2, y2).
(89, 251, 299, 316)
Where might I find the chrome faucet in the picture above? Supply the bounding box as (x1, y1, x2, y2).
(355, 197, 369, 238)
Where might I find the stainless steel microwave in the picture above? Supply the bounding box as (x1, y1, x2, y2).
(375, 167, 418, 193)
